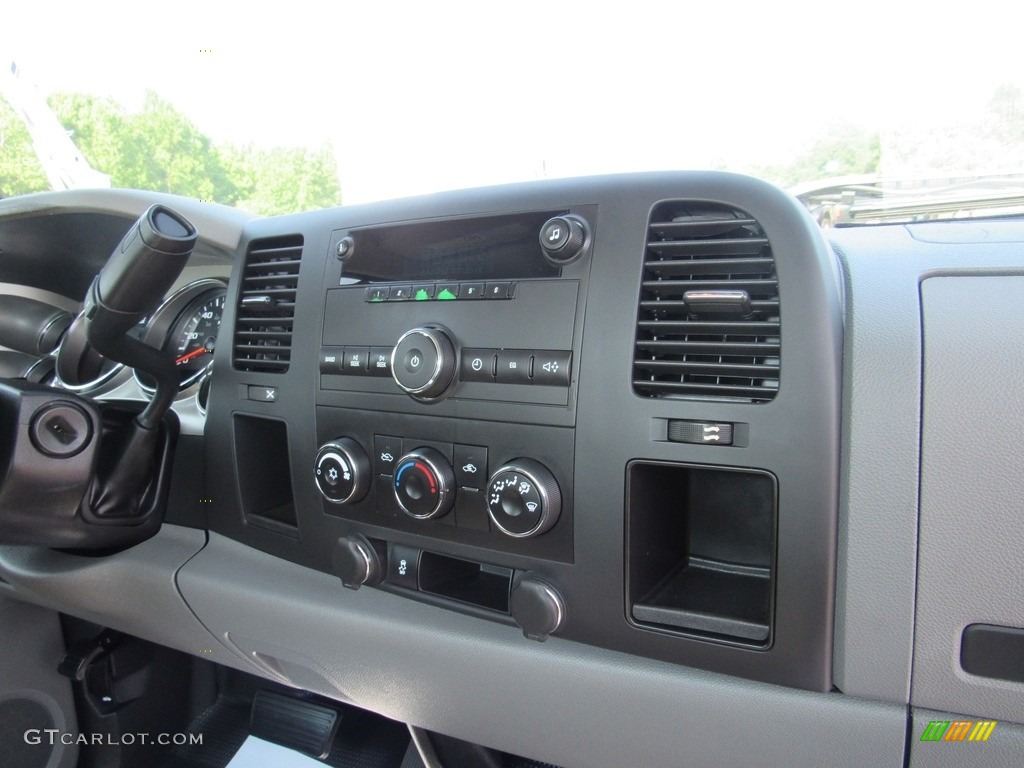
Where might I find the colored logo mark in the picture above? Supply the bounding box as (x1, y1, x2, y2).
(437, 289, 457, 300)
(920, 720, 997, 742)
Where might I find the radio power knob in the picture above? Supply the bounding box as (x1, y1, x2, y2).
(391, 325, 458, 402)
(485, 459, 561, 538)
(314, 438, 370, 504)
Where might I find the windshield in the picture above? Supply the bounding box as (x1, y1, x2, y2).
(2, 2, 1022, 222)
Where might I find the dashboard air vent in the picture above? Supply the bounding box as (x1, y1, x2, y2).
(633, 201, 779, 402)
(233, 235, 303, 373)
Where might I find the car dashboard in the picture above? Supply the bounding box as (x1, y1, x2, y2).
(1, 172, 1023, 767)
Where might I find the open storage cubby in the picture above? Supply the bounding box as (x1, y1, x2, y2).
(233, 414, 298, 535)
(627, 462, 776, 645)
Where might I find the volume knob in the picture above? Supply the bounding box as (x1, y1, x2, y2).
(391, 325, 457, 402)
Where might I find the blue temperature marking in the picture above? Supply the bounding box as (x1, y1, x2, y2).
(395, 461, 415, 486)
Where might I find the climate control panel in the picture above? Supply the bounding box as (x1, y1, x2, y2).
(311, 406, 573, 565)
(314, 435, 562, 541)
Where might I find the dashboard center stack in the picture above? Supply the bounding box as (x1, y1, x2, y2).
(207, 173, 842, 692)
(309, 209, 590, 568)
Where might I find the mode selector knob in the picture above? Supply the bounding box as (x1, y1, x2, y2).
(393, 448, 456, 520)
(486, 459, 561, 538)
(315, 438, 370, 504)
(391, 325, 457, 402)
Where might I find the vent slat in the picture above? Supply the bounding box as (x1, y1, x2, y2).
(243, 258, 302, 272)
(649, 218, 757, 238)
(639, 298, 779, 313)
(631, 380, 778, 399)
(234, 330, 293, 340)
(633, 201, 780, 403)
(235, 344, 293, 354)
(236, 358, 290, 371)
(642, 278, 778, 294)
(240, 276, 299, 288)
(637, 320, 779, 334)
(634, 360, 780, 377)
(636, 340, 780, 355)
(238, 287, 297, 297)
(236, 317, 295, 326)
(242, 245, 302, 258)
(644, 257, 774, 277)
(233, 235, 303, 374)
(646, 238, 769, 256)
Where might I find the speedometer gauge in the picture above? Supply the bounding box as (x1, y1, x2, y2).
(170, 292, 225, 385)
(135, 279, 228, 392)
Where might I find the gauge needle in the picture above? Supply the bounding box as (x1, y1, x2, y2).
(175, 348, 208, 365)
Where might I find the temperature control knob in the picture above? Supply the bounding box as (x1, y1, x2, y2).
(486, 459, 561, 538)
(391, 326, 457, 402)
(393, 448, 456, 520)
(314, 438, 370, 504)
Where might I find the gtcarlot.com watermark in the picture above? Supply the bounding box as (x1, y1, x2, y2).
(24, 729, 202, 746)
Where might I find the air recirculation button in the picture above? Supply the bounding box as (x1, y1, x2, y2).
(486, 460, 561, 538)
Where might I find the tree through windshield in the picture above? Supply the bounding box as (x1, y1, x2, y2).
(2, 3, 1023, 219)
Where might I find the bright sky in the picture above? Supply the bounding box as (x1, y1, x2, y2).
(3, 1, 1021, 203)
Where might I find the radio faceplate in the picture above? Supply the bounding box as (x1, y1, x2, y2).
(320, 279, 579, 406)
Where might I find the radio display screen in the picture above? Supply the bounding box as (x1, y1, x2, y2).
(340, 211, 562, 283)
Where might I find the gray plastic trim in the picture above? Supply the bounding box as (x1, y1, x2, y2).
(910, 708, 1024, 768)
(831, 221, 1024, 707)
(913, 276, 1024, 724)
(830, 227, 922, 703)
(0, 594, 78, 768)
(0, 525, 259, 676)
(178, 533, 906, 768)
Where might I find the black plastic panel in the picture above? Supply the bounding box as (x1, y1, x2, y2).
(627, 462, 776, 645)
(204, 172, 842, 691)
(961, 624, 1024, 684)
